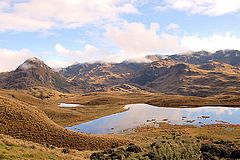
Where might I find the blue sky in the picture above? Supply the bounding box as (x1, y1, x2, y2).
(1, 0, 240, 71)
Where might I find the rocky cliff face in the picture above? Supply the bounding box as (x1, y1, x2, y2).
(2, 50, 240, 97)
(0, 57, 70, 92)
(60, 62, 149, 92)
(169, 50, 240, 67)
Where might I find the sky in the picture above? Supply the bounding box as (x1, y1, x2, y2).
(1, 0, 240, 71)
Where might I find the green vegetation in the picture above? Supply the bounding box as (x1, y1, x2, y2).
(1, 89, 240, 159)
(90, 138, 201, 160)
(0, 134, 90, 160)
(90, 124, 240, 160)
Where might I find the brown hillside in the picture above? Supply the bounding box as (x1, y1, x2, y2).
(0, 57, 70, 92)
(0, 95, 127, 151)
(131, 60, 240, 97)
(2, 56, 240, 97)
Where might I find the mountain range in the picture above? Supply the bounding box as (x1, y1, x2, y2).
(1, 49, 240, 97)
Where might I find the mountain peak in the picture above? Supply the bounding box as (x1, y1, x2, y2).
(25, 57, 42, 63)
(1, 57, 70, 91)
(17, 57, 46, 71)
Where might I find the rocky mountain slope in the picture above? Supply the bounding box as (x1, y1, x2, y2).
(60, 50, 240, 96)
(169, 50, 240, 67)
(0, 57, 70, 92)
(1, 50, 240, 97)
(132, 61, 240, 96)
(60, 62, 149, 92)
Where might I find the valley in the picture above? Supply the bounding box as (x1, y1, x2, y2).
(1, 50, 240, 159)
(1, 87, 240, 159)
(2, 0, 240, 159)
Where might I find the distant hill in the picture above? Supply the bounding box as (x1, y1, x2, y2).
(0, 57, 70, 92)
(2, 50, 240, 97)
(168, 50, 240, 67)
(59, 50, 240, 96)
(132, 61, 240, 96)
(60, 62, 149, 92)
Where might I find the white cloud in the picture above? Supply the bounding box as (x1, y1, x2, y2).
(0, 0, 10, 10)
(0, 44, 106, 71)
(55, 44, 69, 54)
(0, 0, 139, 31)
(84, 44, 99, 54)
(155, 5, 168, 12)
(166, 23, 180, 31)
(55, 43, 99, 57)
(0, 13, 55, 32)
(181, 33, 240, 52)
(0, 49, 33, 72)
(54, 43, 109, 62)
(2, 31, 240, 71)
(105, 22, 185, 60)
(161, 0, 240, 16)
(150, 23, 160, 32)
(45, 60, 74, 69)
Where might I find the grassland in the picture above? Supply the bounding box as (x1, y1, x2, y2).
(0, 91, 129, 151)
(89, 124, 240, 159)
(1, 88, 240, 159)
(0, 134, 93, 160)
(2, 88, 239, 126)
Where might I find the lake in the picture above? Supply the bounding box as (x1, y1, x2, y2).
(66, 104, 240, 134)
(58, 103, 81, 108)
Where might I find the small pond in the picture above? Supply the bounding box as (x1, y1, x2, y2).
(66, 104, 240, 134)
(58, 103, 81, 108)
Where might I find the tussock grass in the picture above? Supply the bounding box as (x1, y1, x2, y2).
(0, 134, 91, 160)
(0, 94, 128, 151)
(1, 88, 240, 159)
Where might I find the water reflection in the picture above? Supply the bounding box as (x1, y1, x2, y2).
(66, 104, 240, 134)
(58, 103, 80, 107)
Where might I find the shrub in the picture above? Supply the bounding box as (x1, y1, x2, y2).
(62, 148, 70, 154)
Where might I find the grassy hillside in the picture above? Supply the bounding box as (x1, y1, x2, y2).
(90, 124, 240, 160)
(1, 89, 240, 159)
(0, 134, 91, 160)
(1, 89, 240, 127)
(0, 93, 128, 151)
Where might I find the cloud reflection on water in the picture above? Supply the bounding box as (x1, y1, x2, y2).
(66, 104, 240, 134)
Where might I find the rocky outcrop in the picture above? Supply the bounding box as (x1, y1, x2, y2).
(0, 57, 70, 92)
(169, 49, 240, 67)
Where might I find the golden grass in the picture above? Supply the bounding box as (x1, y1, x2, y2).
(89, 124, 240, 160)
(0, 134, 91, 160)
(1, 88, 240, 127)
(0, 93, 129, 151)
(129, 124, 240, 145)
(1, 88, 240, 159)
